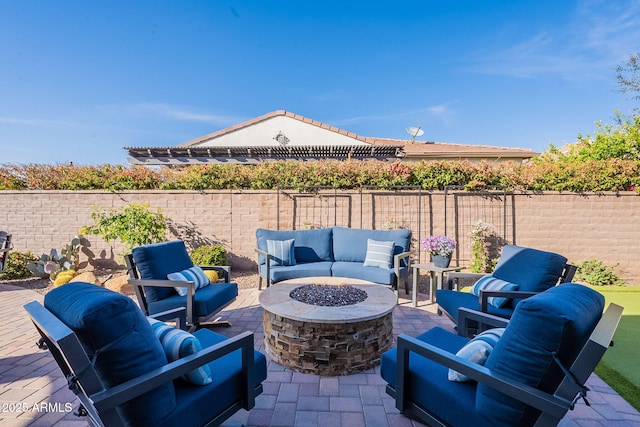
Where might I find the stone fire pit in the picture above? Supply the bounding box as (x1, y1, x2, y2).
(258, 281, 396, 376)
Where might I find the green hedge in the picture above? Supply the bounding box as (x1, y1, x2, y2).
(1, 159, 639, 193)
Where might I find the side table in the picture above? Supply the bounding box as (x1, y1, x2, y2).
(411, 262, 464, 307)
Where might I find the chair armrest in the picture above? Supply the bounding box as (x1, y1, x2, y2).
(446, 272, 484, 291)
(148, 307, 187, 330)
(90, 331, 257, 413)
(201, 265, 230, 282)
(395, 334, 569, 419)
(129, 279, 196, 326)
(479, 290, 538, 312)
(457, 307, 509, 337)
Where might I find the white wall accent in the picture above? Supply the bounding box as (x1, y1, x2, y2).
(194, 116, 369, 147)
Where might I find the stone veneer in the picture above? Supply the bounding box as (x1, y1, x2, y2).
(259, 282, 396, 376)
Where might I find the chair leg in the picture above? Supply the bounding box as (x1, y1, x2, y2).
(194, 317, 233, 331)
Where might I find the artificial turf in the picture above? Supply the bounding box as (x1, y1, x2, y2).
(589, 285, 640, 411)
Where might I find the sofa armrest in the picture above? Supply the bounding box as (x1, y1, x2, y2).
(201, 265, 230, 282)
(255, 248, 274, 288)
(90, 331, 257, 413)
(457, 307, 510, 337)
(394, 334, 568, 419)
(394, 251, 411, 290)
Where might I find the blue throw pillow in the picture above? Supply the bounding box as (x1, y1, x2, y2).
(448, 328, 505, 382)
(147, 318, 213, 386)
(167, 266, 211, 296)
(267, 238, 296, 266)
(363, 239, 395, 269)
(471, 276, 519, 308)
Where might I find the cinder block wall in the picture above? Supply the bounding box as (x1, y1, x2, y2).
(1, 190, 638, 284)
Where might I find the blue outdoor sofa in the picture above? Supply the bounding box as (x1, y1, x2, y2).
(255, 226, 411, 290)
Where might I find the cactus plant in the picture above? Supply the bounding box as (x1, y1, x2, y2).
(27, 235, 82, 282)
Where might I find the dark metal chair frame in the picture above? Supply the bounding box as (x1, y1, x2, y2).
(124, 253, 234, 331)
(0, 231, 12, 272)
(24, 301, 260, 427)
(440, 263, 577, 333)
(387, 302, 623, 426)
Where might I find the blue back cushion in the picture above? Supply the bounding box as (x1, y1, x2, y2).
(256, 228, 333, 264)
(476, 284, 604, 426)
(492, 245, 567, 293)
(132, 240, 194, 302)
(332, 227, 411, 263)
(44, 282, 176, 426)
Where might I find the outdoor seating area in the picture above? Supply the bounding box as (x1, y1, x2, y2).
(2, 278, 639, 426)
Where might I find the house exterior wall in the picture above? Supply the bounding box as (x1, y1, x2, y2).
(1, 190, 638, 285)
(194, 116, 369, 147)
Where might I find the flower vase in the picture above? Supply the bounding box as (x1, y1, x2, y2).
(432, 254, 452, 268)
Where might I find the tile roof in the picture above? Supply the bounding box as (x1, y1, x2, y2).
(179, 110, 537, 160)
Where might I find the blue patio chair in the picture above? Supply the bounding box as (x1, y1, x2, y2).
(24, 282, 267, 427)
(381, 283, 623, 427)
(436, 245, 576, 334)
(125, 240, 238, 331)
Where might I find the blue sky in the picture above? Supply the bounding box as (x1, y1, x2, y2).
(1, 0, 639, 165)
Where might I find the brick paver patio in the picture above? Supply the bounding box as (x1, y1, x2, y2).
(1, 283, 639, 426)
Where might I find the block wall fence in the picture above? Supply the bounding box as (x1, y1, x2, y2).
(1, 190, 638, 285)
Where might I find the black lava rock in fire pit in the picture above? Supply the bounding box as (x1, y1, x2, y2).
(289, 284, 368, 307)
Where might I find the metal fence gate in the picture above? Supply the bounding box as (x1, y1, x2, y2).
(277, 186, 431, 261)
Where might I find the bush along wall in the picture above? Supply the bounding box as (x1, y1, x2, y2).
(1, 159, 639, 193)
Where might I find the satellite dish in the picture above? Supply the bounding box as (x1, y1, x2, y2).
(406, 126, 424, 142)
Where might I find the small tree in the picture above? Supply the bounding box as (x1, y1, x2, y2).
(81, 204, 167, 253)
(616, 52, 640, 106)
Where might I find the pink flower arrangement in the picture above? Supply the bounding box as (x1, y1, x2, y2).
(421, 235, 456, 257)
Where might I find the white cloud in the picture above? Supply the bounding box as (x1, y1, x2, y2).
(466, 0, 640, 79)
(132, 103, 244, 126)
(334, 104, 455, 127)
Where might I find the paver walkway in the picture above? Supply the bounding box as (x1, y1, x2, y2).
(1, 283, 639, 426)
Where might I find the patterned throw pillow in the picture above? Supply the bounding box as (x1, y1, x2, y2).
(266, 238, 296, 266)
(448, 328, 505, 382)
(363, 239, 395, 269)
(471, 276, 519, 308)
(147, 318, 213, 386)
(167, 266, 211, 296)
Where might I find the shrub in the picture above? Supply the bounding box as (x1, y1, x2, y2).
(81, 204, 167, 253)
(0, 251, 39, 280)
(575, 259, 624, 286)
(190, 245, 228, 266)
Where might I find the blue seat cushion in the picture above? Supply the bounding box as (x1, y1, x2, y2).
(436, 289, 514, 320)
(381, 327, 489, 427)
(132, 240, 194, 302)
(331, 261, 407, 286)
(260, 261, 333, 284)
(44, 282, 176, 427)
(158, 329, 268, 427)
(492, 245, 567, 293)
(256, 228, 334, 264)
(332, 227, 411, 264)
(147, 282, 238, 318)
(476, 284, 605, 426)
